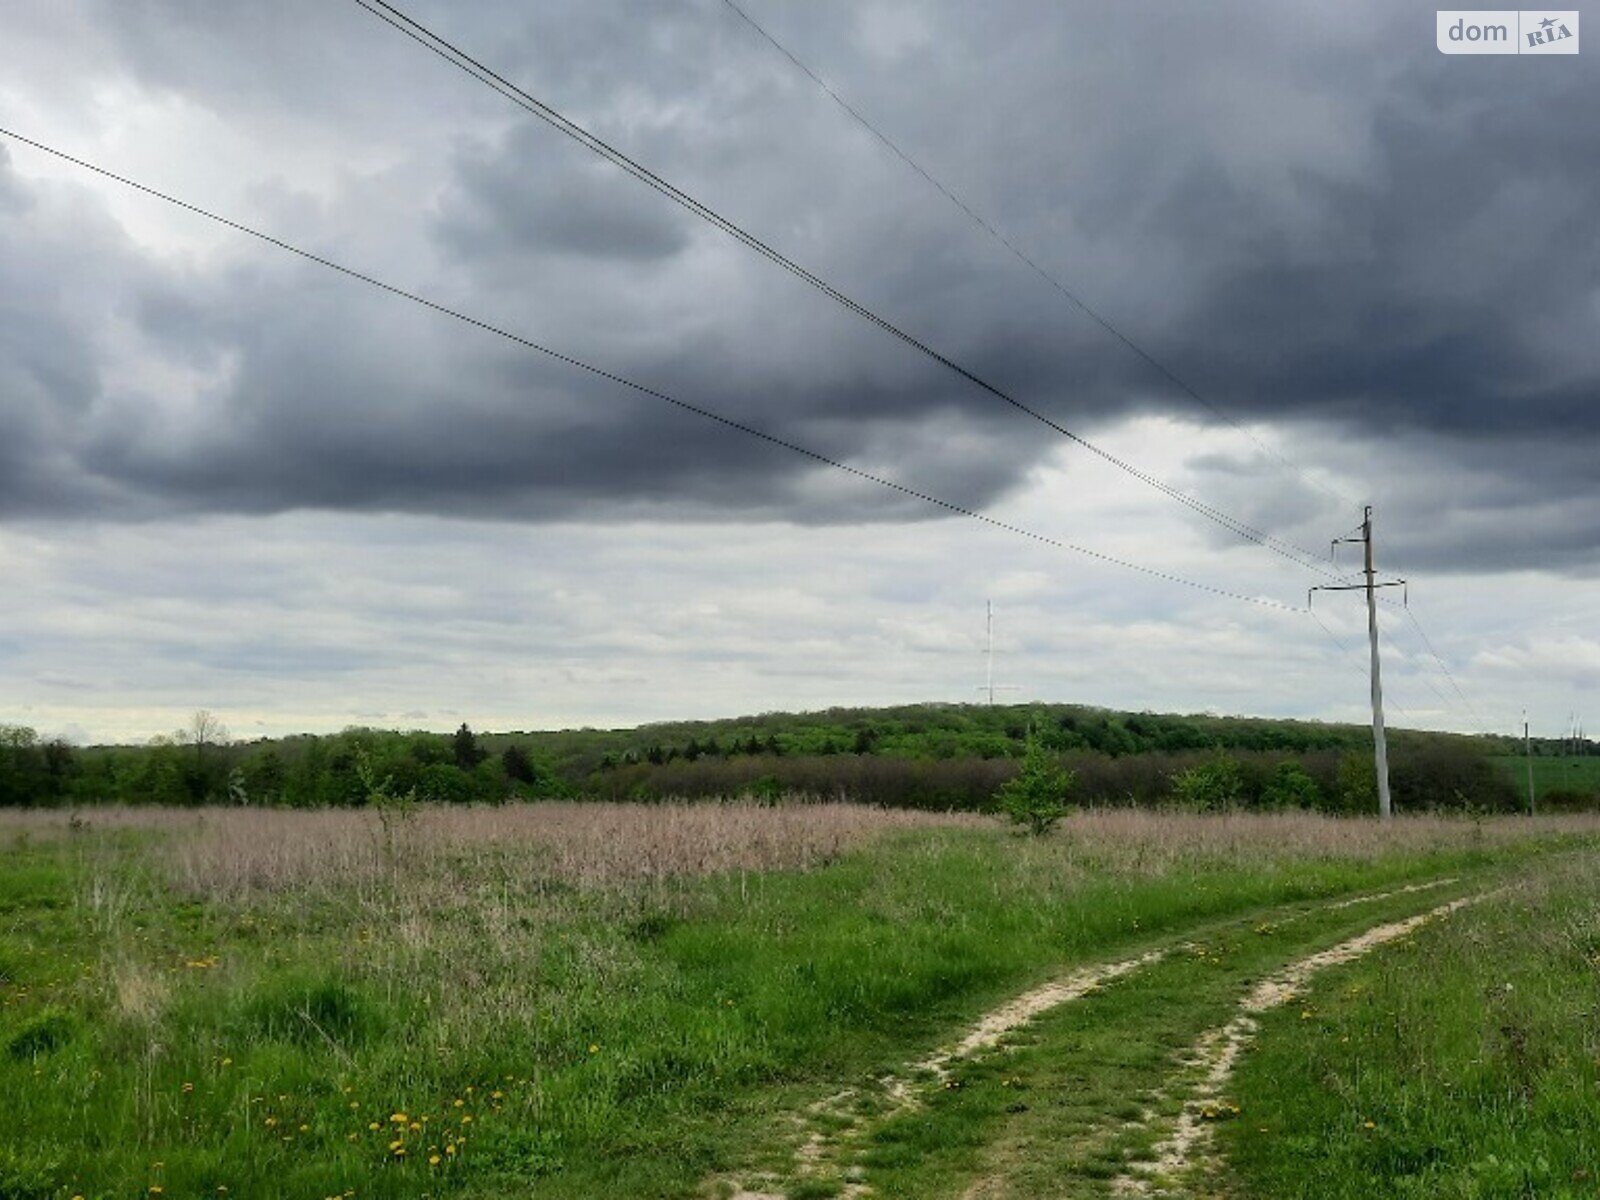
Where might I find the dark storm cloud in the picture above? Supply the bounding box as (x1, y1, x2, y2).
(88, 258, 1021, 524)
(1153, 69, 1600, 435)
(437, 140, 693, 264)
(0, 146, 134, 517)
(2, 1, 1595, 571)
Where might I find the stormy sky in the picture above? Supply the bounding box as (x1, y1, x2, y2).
(1, 0, 1594, 743)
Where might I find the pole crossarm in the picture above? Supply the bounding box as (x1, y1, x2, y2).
(1320, 506, 1395, 819)
(1307, 579, 1406, 608)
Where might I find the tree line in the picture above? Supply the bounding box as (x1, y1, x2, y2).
(1, 702, 1591, 813)
(0, 719, 559, 809)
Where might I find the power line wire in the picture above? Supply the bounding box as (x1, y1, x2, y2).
(0, 125, 1306, 617)
(719, 0, 1474, 735)
(348, 0, 1348, 581)
(714, 1, 1492, 738)
(1335, 534, 1489, 733)
(1306, 607, 1414, 723)
(716, 0, 1357, 513)
(1401, 603, 1491, 734)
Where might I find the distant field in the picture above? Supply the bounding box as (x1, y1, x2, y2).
(1492, 755, 1600, 804)
(1, 804, 1597, 1198)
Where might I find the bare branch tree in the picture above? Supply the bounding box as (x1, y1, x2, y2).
(183, 710, 229, 766)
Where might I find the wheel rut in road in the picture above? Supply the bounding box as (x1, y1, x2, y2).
(712, 874, 1467, 1200)
(1110, 892, 1489, 1198)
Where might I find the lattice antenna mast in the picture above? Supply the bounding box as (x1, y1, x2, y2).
(977, 600, 1021, 705)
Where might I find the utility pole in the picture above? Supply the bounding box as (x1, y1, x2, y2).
(1313, 506, 1405, 820)
(1361, 508, 1393, 820)
(1524, 710, 1536, 816)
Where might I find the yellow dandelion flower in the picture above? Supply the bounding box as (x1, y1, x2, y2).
(588, 1044, 599, 1054)
(428, 1155, 441, 1166)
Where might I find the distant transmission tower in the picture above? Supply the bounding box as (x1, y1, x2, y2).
(977, 600, 1021, 705)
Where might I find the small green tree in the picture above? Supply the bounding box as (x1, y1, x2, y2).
(996, 737, 1074, 836)
(452, 723, 486, 771)
(1335, 753, 1377, 815)
(1170, 754, 1244, 811)
(355, 748, 418, 862)
(1260, 761, 1321, 810)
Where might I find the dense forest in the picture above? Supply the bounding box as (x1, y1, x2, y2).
(2, 703, 1594, 814)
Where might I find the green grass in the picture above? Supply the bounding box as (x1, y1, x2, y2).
(810, 880, 1511, 1198)
(0, 809, 1591, 1199)
(1220, 851, 1600, 1198)
(1493, 755, 1600, 806)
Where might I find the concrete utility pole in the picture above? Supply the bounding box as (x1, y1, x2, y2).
(1361, 508, 1393, 820)
(1314, 507, 1405, 820)
(1524, 710, 1536, 816)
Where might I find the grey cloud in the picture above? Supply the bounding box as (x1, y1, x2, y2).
(1, 0, 1595, 578)
(437, 135, 694, 263)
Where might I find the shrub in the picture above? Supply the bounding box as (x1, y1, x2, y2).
(1170, 755, 1244, 811)
(1261, 762, 1321, 810)
(996, 737, 1074, 836)
(1334, 753, 1378, 815)
(1537, 787, 1599, 813)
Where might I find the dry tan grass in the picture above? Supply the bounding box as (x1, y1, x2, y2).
(110, 957, 172, 1026)
(3, 802, 1596, 903)
(1057, 808, 1600, 875)
(0, 801, 983, 899)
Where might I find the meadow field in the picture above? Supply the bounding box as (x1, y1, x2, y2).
(1492, 755, 1600, 809)
(1, 803, 1597, 1198)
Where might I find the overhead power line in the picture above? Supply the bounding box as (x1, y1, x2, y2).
(716, 3, 1511, 732)
(1307, 607, 1414, 723)
(1400, 604, 1491, 734)
(0, 126, 1305, 616)
(348, 0, 1348, 582)
(716, 0, 1356, 513)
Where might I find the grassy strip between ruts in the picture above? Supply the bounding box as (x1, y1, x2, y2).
(0, 809, 1590, 1199)
(784, 869, 1521, 1199)
(1218, 846, 1600, 1199)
